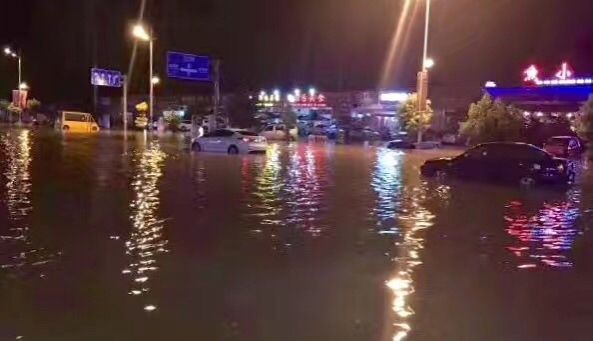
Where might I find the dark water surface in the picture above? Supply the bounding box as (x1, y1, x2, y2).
(1, 129, 593, 340)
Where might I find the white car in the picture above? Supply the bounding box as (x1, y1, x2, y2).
(261, 124, 298, 140)
(191, 129, 268, 154)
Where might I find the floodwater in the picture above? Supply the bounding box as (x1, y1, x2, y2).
(1, 128, 593, 340)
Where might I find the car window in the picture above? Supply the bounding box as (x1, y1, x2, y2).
(506, 145, 550, 161)
(277, 125, 285, 131)
(264, 126, 274, 131)
(216, 129, 235, 137)
(463, 145, 489, 159)
(236, 130, 258, 136)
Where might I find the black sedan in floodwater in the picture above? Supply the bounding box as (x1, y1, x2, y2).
(421, 142, 575, 186)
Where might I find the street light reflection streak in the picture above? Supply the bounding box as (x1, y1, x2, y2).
(386, 185, 435, 341)
(1, 130, 58, 274)
(124, 140, 167, 311)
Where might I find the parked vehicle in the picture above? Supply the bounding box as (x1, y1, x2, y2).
(442, 133, 464, 145)
(386, 140, 415, 150)
(414, 141, 442, 149)
(421, 142, 575, 186)
(543, 136, 583, 157)
(178, 120, 192, 132)
(57, 111, 100, 132)
(349, 127, 380, 141)
(191, 129, 267, 154)
(260, 124, 298, 140)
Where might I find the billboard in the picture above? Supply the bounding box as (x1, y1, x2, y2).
(91, 68, 123, 87)
(167, 52, 210, 81)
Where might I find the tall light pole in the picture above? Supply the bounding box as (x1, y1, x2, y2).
(415, 0, 432, 143)
(4, 47, 22, 90)
(132, 24, 155, 129)
(421, 0, 431, 73)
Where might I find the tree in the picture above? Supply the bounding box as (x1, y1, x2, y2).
(398, 93, 433, 143)
(575, 94, 593, 143)
(459, 94, 524, 145)
(27, 98, 41, 112)
(226, 93, 257, 128)
(0, 99, 9, 111)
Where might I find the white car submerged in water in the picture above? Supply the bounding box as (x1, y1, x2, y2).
(190, 129, 268, 154)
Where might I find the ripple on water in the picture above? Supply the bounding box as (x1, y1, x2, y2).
(0, 130, 59, 276)
(123, 140, 167, 312)
(505, 188, 581, 269)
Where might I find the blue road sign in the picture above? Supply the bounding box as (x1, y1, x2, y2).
(167, 52, 210, 81)
(91, 68, 123, 87)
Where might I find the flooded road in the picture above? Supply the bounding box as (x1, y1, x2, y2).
(1, 128, 593, 340)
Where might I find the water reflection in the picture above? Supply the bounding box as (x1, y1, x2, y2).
(285, 144, 327, 236)
(0, 130, 58, 275)
(123, 140, 167, 311)
(250, 143, 283, 227)
(386, 182, 436, 341)
(505, 189, 581, 269)
(372, 149, 404, 234)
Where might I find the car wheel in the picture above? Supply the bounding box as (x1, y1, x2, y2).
(520, 176, 536, 187)
(91, 126, 98, 132)
(62, 125, 70, 131)
(228, 145, 239, 155)
(192, 142, 202, 152)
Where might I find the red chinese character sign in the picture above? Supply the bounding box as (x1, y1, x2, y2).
(522, 62, 593, 86)
(294, 93, 327, 108)
(555, 62, 574, 80)
(523, 65, 539, 84)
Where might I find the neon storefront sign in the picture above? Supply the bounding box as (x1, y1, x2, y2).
(523, 62, 593, 86)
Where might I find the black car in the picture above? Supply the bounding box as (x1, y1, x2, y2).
(386, 139, 415, 150)
(421, 142, 575, 186)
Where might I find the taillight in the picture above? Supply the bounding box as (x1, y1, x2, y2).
(241, 137, 250, 142)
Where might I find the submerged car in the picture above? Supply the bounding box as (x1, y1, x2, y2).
(191, 129, 267, 154)
(543, 136, 583, 157)
(421, 142, 575, 186)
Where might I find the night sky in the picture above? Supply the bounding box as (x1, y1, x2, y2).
(2, 0, 593, 105)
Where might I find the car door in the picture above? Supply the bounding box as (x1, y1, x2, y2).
(261, 125, 275, 139)
(199, 131, 216, 151)
(451, 145, 495, 181)
(275, 125, 285, 139)
(210, 129, 230, 152)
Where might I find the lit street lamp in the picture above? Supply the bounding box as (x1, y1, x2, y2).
(4, 46, 22, 90)
(19, 82, 29, 91)
(132, 24, 155, 128)
(423, 58, 435, 70)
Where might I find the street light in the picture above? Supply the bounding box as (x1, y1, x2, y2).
(151, 76, 160, 85)
(19, 82, 29, 91)
(4, 46, 22, 89)
(132, 24, 155, 128)
(415, 0, 431, 143)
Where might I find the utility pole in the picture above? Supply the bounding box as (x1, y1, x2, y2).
(122, 75, 128, 132)
(213, 59, 221, 116)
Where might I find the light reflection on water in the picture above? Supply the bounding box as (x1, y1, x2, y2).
(285, 144, 328, 236)
(370, 149, 439, 341)
(372, 149, 404, 234)
(505, 189, 581, 269)
(0, 130, 58, 275)
(123, 140, 167, 311)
